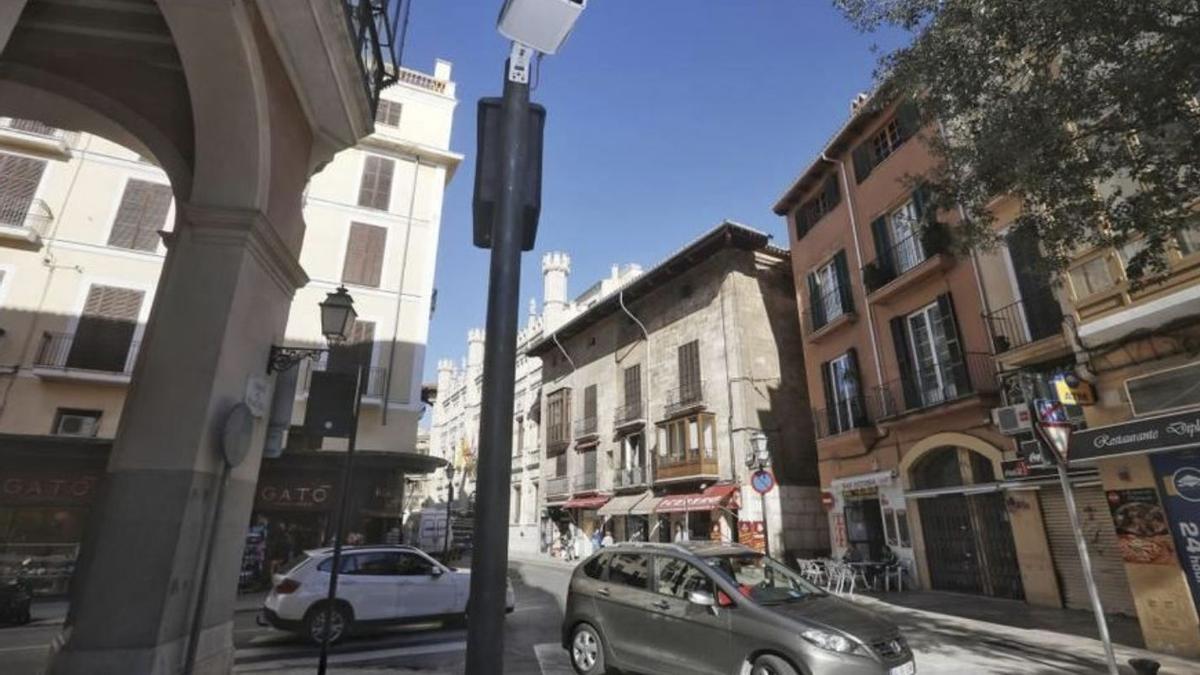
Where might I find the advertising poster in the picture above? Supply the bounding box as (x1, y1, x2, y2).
(1106, 487, 1176, 565)
(738, 521, 766, 554)
(1150, 449, 1200, 615)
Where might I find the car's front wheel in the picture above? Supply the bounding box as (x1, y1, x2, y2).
(569, 623, 607, 675)
(750, 654, 798, 675)
(304, 603, 351, 645)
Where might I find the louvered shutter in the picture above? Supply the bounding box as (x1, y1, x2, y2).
(935, 294, 970, 392)
(820, 360, 836, 435)
(870, 216, 893, 273)
(833, 250, 854, 314)
(1040, 486, 1138, 617)
(68, 285, 143, 372)
(895, 100, 921, 142)
(0, 153, 47, 227)
(889, 317, 920, 412)
(822, 173, 841, 210)
(342, 222, 387, 287)
(624, 365, 641, 409)
(584, 384, 597, 420)
(806, 271, 825, 330)
(107, 179, 172, 252)
(678, 341, 701, 401)
(852, 143, 874, 183)
(845, 348, 867, 425)
(358, 156, 394, 210)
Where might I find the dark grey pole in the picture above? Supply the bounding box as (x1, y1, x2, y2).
(445, 469, 454, 559)
(317, 366, 364, 675)
(760, 488, 771, 557)
(464, 60, 527, 674)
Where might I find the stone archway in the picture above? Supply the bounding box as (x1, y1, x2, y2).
(898, 431, 1006, 489)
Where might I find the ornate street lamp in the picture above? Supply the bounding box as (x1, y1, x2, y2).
(745, 430, 773, 557)
(267, 286, 357, 373)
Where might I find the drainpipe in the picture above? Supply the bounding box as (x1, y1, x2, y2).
(381, 157, 424, 425)
(821, 153, 886, 388)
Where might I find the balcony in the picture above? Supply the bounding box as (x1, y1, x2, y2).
(805, 286, 856, 341)
(986, 298, 1068, 366)
(662, 381, 706, 419)
(613, 466, 649, 490)
(547, 422, 571, 453)
(862, 223, 953, 303)
(33, 332, 139, 384)
(573, 472, 598, 493)
(655, 452, 720, 484)
(546, 476, 571, 499)
(0, 197, 52, 248)
(573, 416, 599, 443)
(614, 401, 646, 431)
(0, 118, 76, 159)
(397, 67, 448, 94)
(812, 399, 871, 440)
(869, 352, 998, 422)
(302, 358, 389, 404)
(342, 0, 404, 111)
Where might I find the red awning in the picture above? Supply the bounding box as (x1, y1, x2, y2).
(655, 484, 740, 514)
(564, 495, 611, 510)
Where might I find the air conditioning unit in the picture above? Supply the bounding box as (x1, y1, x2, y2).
(55, 413, 99, 437)
(992, 404, 1033, 435)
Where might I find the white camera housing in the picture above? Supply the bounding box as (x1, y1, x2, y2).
(497, 0, 586, 55)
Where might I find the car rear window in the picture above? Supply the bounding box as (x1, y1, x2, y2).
(607, 553, 649, 589)
(582, 554, 609, 580)
(282, 553, 313, 574)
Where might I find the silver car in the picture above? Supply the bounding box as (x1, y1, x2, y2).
(561, 542, 914, 675)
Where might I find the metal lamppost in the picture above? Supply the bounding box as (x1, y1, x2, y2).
(444, 463, 455, 558)
(746, 431, 773, 557)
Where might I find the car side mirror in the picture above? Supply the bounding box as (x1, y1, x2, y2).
(430, 566, 444, 577)
(688, 590, 715, 607)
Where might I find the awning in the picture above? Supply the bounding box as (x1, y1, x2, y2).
(629, 495, 662, 515)
(598, 491, 652, 517)
(656, 484, 740, 514)
(563, 495, 610, 510)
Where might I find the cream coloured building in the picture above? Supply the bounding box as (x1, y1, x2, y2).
(0, 59, 459, 588)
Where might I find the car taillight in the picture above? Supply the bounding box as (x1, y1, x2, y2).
(717, 591, 735, 607)
(274, 578, 301, 594)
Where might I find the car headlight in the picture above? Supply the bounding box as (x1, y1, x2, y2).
(801, 628, 859, 654)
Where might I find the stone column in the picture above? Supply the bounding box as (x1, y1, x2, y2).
(47, 206, 307, 675)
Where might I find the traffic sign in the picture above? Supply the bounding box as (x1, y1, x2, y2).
(751, 470, 775, 495)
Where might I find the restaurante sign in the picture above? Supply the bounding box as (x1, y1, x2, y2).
(1070, 409, 1200, 463)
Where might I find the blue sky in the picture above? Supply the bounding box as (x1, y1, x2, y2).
(402, 1, 908, 381)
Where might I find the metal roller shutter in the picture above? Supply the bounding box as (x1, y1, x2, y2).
(1040, 485, 1137, 617)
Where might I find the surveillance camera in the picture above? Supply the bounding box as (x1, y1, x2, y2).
(497, 0, 586, 55)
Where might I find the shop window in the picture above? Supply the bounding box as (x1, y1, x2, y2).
(608, 553, 649, 589)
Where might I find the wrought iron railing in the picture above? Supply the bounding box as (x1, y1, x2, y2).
(986, 299, 1062, 354)
(546, 476, 571, 497)
(397, 67, 447, 93)
(613, 466, 649, 489)
(343, 0, 408, 112)
(35, 331, 139, 375)
(812, 399, 871, 440)
(663, 380, 706, 417)
(574, 416, 598, 438)
(806, 285, 851, 333)
(573, 472, 597, 492)
(0, 196, 52, 237)
(614, 401, 645, 427)
(869, 352, 997, 419)
(862, 221, 950, 293)
(303, 357, 389, 399)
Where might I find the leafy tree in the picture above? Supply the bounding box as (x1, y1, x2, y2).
(836, 0, 1200, 282)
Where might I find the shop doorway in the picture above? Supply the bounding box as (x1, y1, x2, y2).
(844, 497, 886, 560)
(912, 447, 1024, 600)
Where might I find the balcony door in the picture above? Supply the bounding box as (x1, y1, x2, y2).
(1005, 228, 1062, 342)
(677, 340, 701, 404)
(906, 301, 958, 406)
(888, 200, 924, 274)
(67, 285, 144, 372)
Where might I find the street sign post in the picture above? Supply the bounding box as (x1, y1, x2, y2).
(750, 469, 774, 557)
(1032, 402, 1119, 675)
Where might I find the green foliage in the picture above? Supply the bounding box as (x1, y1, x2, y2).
(836, 0, 1200, 282)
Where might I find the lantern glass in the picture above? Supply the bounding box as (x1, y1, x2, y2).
(320, 286, 357, 344)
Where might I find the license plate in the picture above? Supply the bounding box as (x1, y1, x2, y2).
(889, 662, 916, 675)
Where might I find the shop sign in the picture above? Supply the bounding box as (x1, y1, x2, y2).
(1070, 409, 1200, 463)
(1001, 459, 1095, 482)
(831, 470, 895, 493)
(1151, 449, 1200, 615)
(256, 480, 334, 510)
(1105, 488, 1176, 565)
(0, 474, 100, 506)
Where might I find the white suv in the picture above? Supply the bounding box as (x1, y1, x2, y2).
(259, 545, 515, 643)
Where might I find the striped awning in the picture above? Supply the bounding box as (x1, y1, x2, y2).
(655, 484, 740, 514)
(597, 491, 652, 517)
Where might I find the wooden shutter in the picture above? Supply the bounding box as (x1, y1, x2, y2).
(806, 271, 825, 330)
(793, 206, 811, 239)
(869, 216, 893, 271)
(624, 365, 641, 408)
(677, 341, 701, 399)
(845, 347, 866, 425)
(820, 359, 836, 434)
(358, 156, 394, 210)
(851, 143, 874, 183)
(0, 153, 47, 226)
(584, 384, 597, 420)
(68, 285, 144, 372)
(935, 294, 970, 392)
(895, 100, 921, 142)
(889, 316, 920, 411)
(328, 319, 376, 386)
(822, 173, 841, 210)
(342, 222, 387, 287)
(833, 250, 854, 314)
(107, 179, 172, 251)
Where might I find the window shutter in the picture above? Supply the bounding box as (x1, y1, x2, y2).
(820, 360, 837, 434)
(833, 250, 854, 314)
(358, 156, 395, 210)
(793, 207, 810, 239)
(68, 285, 144, 372)
(342, 222, 387, 287)
(935, 293, 970, 391)
(822, 173, 841, 210)
(678, 341, 701, 398)
(624, 365, 641, 408)
(852, 143, 874, 183)
(108, 179, 172, 252)
(869, 216, 893, 274)
(806, 271, 825, 330)
(0, 153, 47, 227)
(895, 100, 921, 141)
(889, 317, 920, 411)
(845, 348, 866, 425)
(584, 384, 597, 420)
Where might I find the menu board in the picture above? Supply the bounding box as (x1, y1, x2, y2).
(1106, 488, 1176, 565)
(737, 520, 766, 554)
